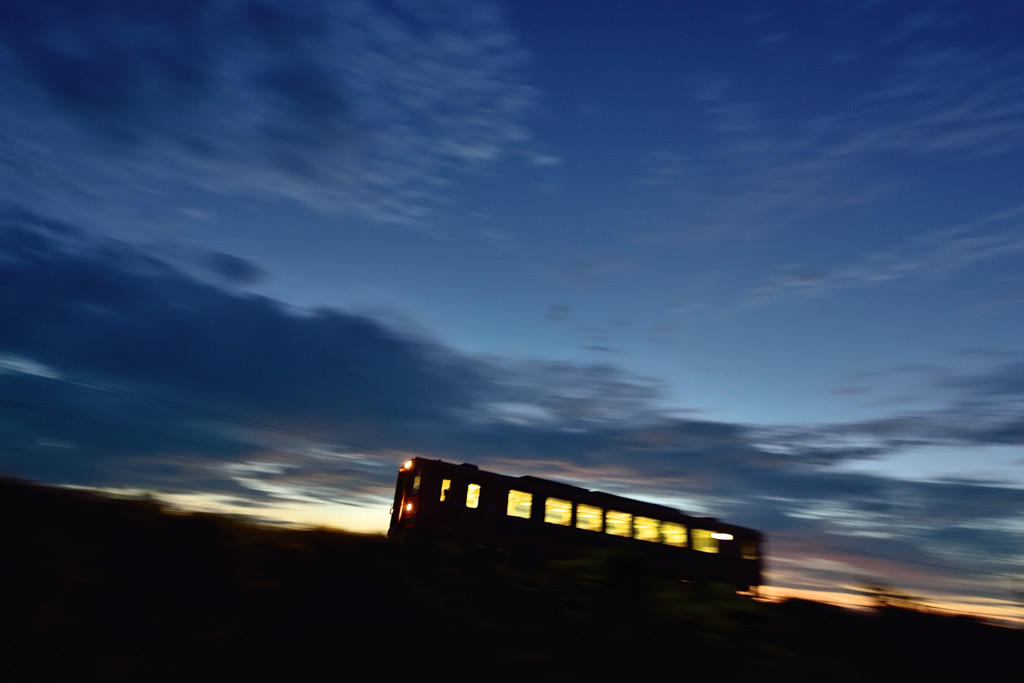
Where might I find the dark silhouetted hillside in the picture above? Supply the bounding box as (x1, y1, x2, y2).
(1, 476, 1020, 682)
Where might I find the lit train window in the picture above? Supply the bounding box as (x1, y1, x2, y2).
(661, 522, 687, 547)
(412, 474, 420, 494)
(691, 529, 718, 553)
(466, 483, 481, 509)
(507, 490, 532, 518)
(633, 516, 660, 542)
(440, 478, 452, 501)
(741, 541, 758, 560)
(575, 503, 602, 531)
(605, 510, 632, 537)
(544, 497, 572, 525)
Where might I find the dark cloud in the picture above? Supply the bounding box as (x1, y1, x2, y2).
(203, 251, 267, 286)
(0, 212, 478, 430)
(943, 358, 1024, 400)
(0, 213, 665, 494)
(0, 1, 215, 123)
(819, 403, 1024, 451)
(2, 212, 1021, 604)
(757, 352, 1024, 459)
(0, 211, 486, 498)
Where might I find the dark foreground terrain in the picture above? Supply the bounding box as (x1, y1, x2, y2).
(2, 477, 1020, 682)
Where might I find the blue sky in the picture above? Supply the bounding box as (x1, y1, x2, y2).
(1, 1, 1023, 619)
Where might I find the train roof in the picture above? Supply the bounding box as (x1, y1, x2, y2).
(407, 457, 759, 532)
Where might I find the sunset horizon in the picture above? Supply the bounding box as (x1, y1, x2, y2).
(2, 0, 1022, 635)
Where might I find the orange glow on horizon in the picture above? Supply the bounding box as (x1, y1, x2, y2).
(758, 585, 1024, 628)
(69, 484, 1023, 629)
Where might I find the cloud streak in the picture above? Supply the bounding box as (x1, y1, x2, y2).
(634, 3, 1024, 265)
(749, 203, 1024, 305)
(0, 0, 538, 227)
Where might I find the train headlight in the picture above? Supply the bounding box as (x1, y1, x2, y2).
(405, 502, 414, 512)
(401, 459, 414, 471)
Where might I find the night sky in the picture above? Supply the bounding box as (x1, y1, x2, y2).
(2, 1, 1023, 620)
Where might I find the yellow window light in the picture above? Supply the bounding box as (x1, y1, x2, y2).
(507, 489, 532, 518)
(575, 503, 602, 531)
(605, 510, 632, 537)
(692, 529, 719, 553)
(633, 516, 660, 542)
(661, 522, 687, 547)
(544, 497, 572, 525)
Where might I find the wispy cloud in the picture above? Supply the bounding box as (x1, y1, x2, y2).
(749, 203, 1024, 304)
(634, 4, 1024, 252)
(0, 0, 539, 228)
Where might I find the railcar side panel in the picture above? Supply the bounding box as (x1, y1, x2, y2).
(388, 458, 763, 589)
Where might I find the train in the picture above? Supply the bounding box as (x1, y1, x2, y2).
(388, 458, 763, 589)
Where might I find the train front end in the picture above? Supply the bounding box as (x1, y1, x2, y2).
(388, 458, 420, 541)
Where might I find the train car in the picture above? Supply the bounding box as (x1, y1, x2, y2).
(388, 458, 763, 589)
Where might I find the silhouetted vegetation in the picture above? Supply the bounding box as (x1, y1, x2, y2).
(2, 476, 1020, 682)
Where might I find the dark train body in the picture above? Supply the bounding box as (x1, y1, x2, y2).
(388, 458, 763, 589)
